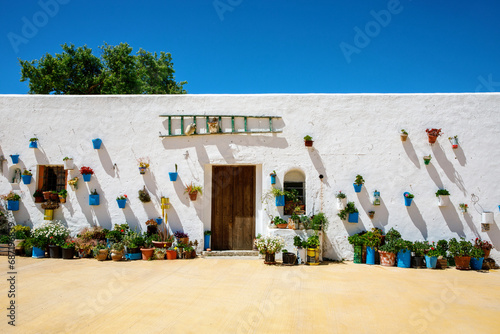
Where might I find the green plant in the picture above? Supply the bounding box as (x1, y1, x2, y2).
(106, 230, 124, 243)
(0, 235, 11, 243)
(58, 189, 68, 198)
(175, 163, 178, 173)
(435, 189, 450, 197)
(401, 129, 408, 135)
(138, 187, 151, 202)
(448, 238, 473, 257)
(32, 221, 70, 246)
(3, 192, 21, 201)
(116, 194, 127, 200)
(474, 238, 493, 250)
(10, 225, 31, 237)
(22, 169, 32, 175)
(61, 240, 76, 249)
(354, 175, 364, 185)
(254, 235, 285, 254)
(204, 230, 211, 236)
(404, 192, 414, 199)
(184, 183, 202, 195)
(347, 233, 365, 247)
(154, 248, 166, 256)
(29, 137, 38, 142)
(271, 188, 286, 198)
(363, 231, 381, 248)
(311, 212, 328, 230)
(63, 157, 71, 161)
(470, 247, 485, 260)
(123, 232, 145, 249)
(270, 170, 276, 176)
(293, 236, 304, 248)
(306, 234, 320, 248)
(385, 228, 402, 243)
(394, 239, 413, 253)
(304, 135, 312, 141)
(426, 246, 440, 257)
(90, 189, 98, 196)
(12, 230, 28, 239)
(111, 242, 125, 252)
(184, 246, 194, 252)
(273, 216, 287, 226)
(337, 202, 358, 220)
(378, 240, 398, 253)
(436, 240, 448, 257)
(412, 241, 429, 257)
(335, 191, 346, 199)
(143, 236, 154, 248)
(92, 243, 107, 257)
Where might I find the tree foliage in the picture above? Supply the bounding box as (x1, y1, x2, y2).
(19, 43, 187, 94)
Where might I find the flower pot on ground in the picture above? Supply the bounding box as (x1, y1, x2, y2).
(306, 235, 320, 265)
(29, 137, 38, 148)
(412, 241, 429, 269)
(62, 247, 75, 259)
(448, 238, 473, 270)
(454, 256, 471, 270)
(423, 155, 431, 165)
(49, 245, 62, 258)
(255, 235, 285, 264)
(366, 247, 376, 265)
(363, 231, 381, 265)
(10, 154, 20, 164)
(304, 135, 313, 147)
(426, 128, 442, 144)
(264, 252, 276, 264)
(395, 239, 413, 268)
(204, 231, 211, 250)
(92, 138, 102, 149)
(32, 246, 45, 258)
(425, 246, 440, 269)
(185, 183, 202, 201)
(63, 157, 74, 170)
(166, 249, 177, 259)
(400, 129, 408, 141)
(347, 234, 365, 264)
(379, 250, 396, 266)
(95, 248, 108, 261)
(474, 238, 493, 259)
(436, 258, 448, 269)
(110, 243, 125, 261)
(282, 251, 297, 265)
(154, 248, 166, 260)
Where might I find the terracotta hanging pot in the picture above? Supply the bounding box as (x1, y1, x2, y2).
(189, 191, 198, 201)
(428, 135, 438, 144)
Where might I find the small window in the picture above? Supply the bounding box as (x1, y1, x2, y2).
(37, 166, 66, 192)
(283, 170, 306, 215)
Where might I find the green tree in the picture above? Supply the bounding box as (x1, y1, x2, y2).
(19, 43, 187, 94)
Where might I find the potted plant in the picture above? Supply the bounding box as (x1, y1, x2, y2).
(368, 211, 375, 219)
(58, 189, 68, 203)
(166, 246, 177, 259)
(412, 241, 429, 268)
(282, 249, 297, 265)
(293, 236, 307, 264)
(469, 247, 485, 270)
(425, 128, 442, 144)
(208, 117, 219, 133)
(3, 192, 21, 211)
(183, 245, 195, 259)
(458, 203, 468, 213)
(185, 183, 202, 201)
(400, 129, 408, 141)
(306, 234, 320, 265)
(336, 191, 347, 209)
(154, 247, 166, 260)
(273, 216, 288, 229)
(311, 212, 328, 231)
(363, 231, 380, 265)
(21, 169, 32, 184)
(353, 174, 364, 193)
(378, 240, 398, 266)
(448, 135, 459, 149)
(474, 238, 493, 259)
(423, 154, 431, 165)
(68, 177, 78, 190)
(304, 135, 313, 147)
(33, 190, 44, 203)
(436, 239, 449, 269)
(89, 189, 99, 206)
(152, 234, 174, 249)
(348, 233, 365, 264)
(63, 157, 74, 170)
(93, 243, 108, 261)
(80, 166, 94, 182)
(254, 235, 285, 265)
(404, 192, 414, 206)
(61, 240, 76, 259)
(204, 230, 211, 250)
(92, 138, 102, 149)
(448, 238, 473, 270)
(436, 189, 450, 206)
(137, 157, 150, 174)
(174, 231, 189, 245)
(110, 242, 125, 261)
(395, 239, 413, 268)
(0, 235, 11, 256)
(10, 154, 20, 164)
(425, 244, 440, 269)
(271, 188, 286, 207)
(270, 170, 277, 185)
(138, 186, 151, 203)
(29, 137, 38, 148)
(372, 190, 381, 206)
(10, 225, 30, 253)
(338, 201, 359, 223)
(116, 194, 127, 209)
(33, 221, 69, 258)
(140, 237, 155, 260)
(169, 164, 178, 181)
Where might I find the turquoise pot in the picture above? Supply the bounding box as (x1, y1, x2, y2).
(32, 247, 45, 258)
(348, 212, 359, 223)
(83, 174, 92, 182)
(425, 255, 438, 269)
(117, 199, 126, 209)
(89, 194, 100, 206)
(366, 247, 376, 265)
(29, 141, 38, 148)
(92, 138, 102, 149)
(204, 234, 211, 250)
(10, 155, 19, 164)
(7, 200, 19, 211)
(275, 195, 285, 206)
(169, 172, 178, 181)
(470, 257, 484, 270)
(270, 175, 276, 184)
(397, 249, 411, 268)
(22, 175, 32, 184)
(353, 183, 362, 193)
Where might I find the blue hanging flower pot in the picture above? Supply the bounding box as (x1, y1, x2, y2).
(10, 155, 19, 164)
(29, 141, 38, 149)
(275, 195, 285, 206)
(353, 183, 362, 193)
(22, 175, 32, 185)
(92, 138, 102, 149)
(169, 172, 178, 181)
(348, 212, 359, 223)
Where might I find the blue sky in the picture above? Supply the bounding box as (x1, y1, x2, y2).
(1, 0, 500, 94)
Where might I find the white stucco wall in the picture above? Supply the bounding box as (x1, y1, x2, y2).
(0, 94, 499, 261)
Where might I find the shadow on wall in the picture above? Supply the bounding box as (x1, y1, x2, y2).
(432, 144, 466, 196)
(142, 200, 161, 223)
(142, 170, 159, 201)
(406, 202, 428, 240)
(34, 145, 50, 165)
(75, 176, 112, 229)
(402, 137, 420, 168)
(173, 175, 190, 208)
(425, 163, 444, 189)
(438, 200, 465, 238)
(97, 144, 116, 178)
(165, 203, 182, 233)
(463, 212, 479, 236)
(308, 148, 329, 186)
(122, 206, 140, 233)
(372, 197, 389, 229)
(486, 218, 500, 250)
(452, 145, 467, 167)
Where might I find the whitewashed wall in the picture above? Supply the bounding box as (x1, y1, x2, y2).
(0, 94, 499, 262)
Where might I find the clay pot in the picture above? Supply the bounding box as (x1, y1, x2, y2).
(400, 133, 408, 141)
(304, 140, 314, 147)
(166, 250, 177, 260)
(482, 248, 491, 259)
(155, 252, 165, 260)
(379, 251, 396, 266)
(183, 251, 192, 259)
(111, 251, 124, 261)
(96, 249, 108, 261)
(141, 248, 155, 260)
(43, 191, 52, 200)
(454, 256, 471, 270)
(34, 196, 44, 203)
(188, 191, 198, 201)
(179, 237, 189, 245)
(428, 135, 438, 144)
(59, 196, 66, 203)
(276, 224, 288, 229)
(152, 241, 172, 248)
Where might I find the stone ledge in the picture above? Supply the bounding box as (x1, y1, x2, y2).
(202, 250, 259, 257)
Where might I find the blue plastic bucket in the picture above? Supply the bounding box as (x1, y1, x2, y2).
(404, 196, 413, 207)
(32, 247, 45, 258)
(22, 175, 32, 185)
(397, 249, 411, 268)
(470, 257, 484, 270)
(92, 138, 102, 149)
(366, 247, 376, 265)
(275, 195, 285, 206)
(169, 172, 178, 181)
(353, 183, 362, 193)
(29, 141, 38, 148)
(204, 234, 211, 250)
(348, 212, 359, 223)
(7, 200, 19, 211)
(89, 194, 100, 206)
(10, 155, 19, 164)
(425, 255, 437, 269)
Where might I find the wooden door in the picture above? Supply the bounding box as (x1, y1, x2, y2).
(211, 166, 255, 250)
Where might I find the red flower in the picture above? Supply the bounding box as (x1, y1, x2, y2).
(124, 195, 127, 198)
(120, 229, 124, 232)
(50, 236, 53, 239)
(431, 247, 435, 250)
